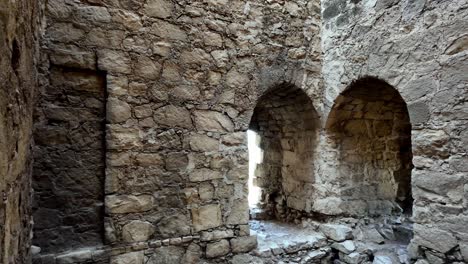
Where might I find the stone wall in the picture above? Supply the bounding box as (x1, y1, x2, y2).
(34, 0, 323, 261)
(320, 0, 468, 262)
(0, 0, 41, 263)
(33, 66, 106, 253)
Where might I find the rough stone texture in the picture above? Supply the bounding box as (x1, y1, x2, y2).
(24, 0, 468, 263)
(0, 0, 40, 263)
(321, 0, 468, 262)
(320, 224, 353, 242)
(33, 67, 106, 253)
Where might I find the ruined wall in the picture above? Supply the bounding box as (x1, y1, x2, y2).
(320, 0, 468, 262)
(34, 0, 323, 262)
(0, 0, 41, 263)
(250, 84, 319, 220)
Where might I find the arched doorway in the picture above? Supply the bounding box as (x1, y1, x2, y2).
(248, 83, 319, 221)
(326, 77, 413, 216)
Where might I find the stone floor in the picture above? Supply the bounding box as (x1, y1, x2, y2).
(245, 218, 412, 264)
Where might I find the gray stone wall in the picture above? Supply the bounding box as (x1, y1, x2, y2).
(0, 0, 41, 263)
(35, 0, 323, 261)
(320, 0, 468, 261)
(33, 67, 106, 253)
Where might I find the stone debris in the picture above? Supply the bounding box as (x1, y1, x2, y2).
(320, 224, 354, 242)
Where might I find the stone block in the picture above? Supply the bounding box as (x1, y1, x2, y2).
(319, 224, 353, 242)
(206, 239, 230, 258)
(97, 50, 131, 74)
(413, 224, 458, 253)
(107, 98, 131, 123)
(226, 199, 249, 225)
(331, 240, 356, 254)
(145, 0, 174, 18)
(189, 168, 223, 182)
(191, 204, 222, 232)
(153, 105, 193, 129)
(110, 251, 144, 264)
(189, 134, 219, 152)
(193, 110, 234, 132)
(105, 194, 154, 214)
(230, 235, 257, 253)
(122, 220, 154, 242)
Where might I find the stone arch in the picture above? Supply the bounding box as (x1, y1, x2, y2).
(325, 76, 413, 216)
(248, 83, 320, 221)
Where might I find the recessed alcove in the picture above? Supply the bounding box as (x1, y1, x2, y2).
(247, 83, 319, 221)
(325, 77, 413, 215)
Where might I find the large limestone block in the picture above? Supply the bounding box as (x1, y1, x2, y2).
(226, 200, 249, 225)
(230, 236, 258, 253)
(193, 110, 234, 132)
(206, 239, 230, 258)
(122, 220, 155, 242)
(111, 251, 144, 264)
(412, 171, 465, 202)
(191, 204, 222, 231)
(319, 224, 353, 242)
(105, 194, 154, 214)
(189, 168, 223, 182)
(413, 224, 458, 253)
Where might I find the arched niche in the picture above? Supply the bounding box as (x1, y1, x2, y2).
(325, 77, 413, 216)
(248, 83, 320, 221)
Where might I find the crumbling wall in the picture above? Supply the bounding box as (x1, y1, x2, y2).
(0, 0, 41, 263)
(250, 84, 319, 220)
(34, 0, 323, 262)
(320, 0, 468, 262)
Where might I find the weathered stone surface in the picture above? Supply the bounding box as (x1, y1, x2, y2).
(206, 239, 230, 258)
(193, 110, 234, 132)
(105, 195, 154, 214)
(97, 50, 131, 74)
(147, 246, 185, 264)
(331, 240, 356, 254)
(189, 168, 223, 182)
(226, 199, 249, 225)
(154, 105, 193, 129)
(191, 204, 222, 231)
(320, 224, 353, 242)
(107, 98, 132, 123)
(156, 213, 191, 238)
(122, 220, 154, 242)
(111, 251, 144, 264)
(145, 0, 173, 18)
(189, 134, 219, 152)
(231, 236, 258, 253)
(413, 224, 458, 253)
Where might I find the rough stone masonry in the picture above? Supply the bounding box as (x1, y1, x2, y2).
(0, 0, 466, 263)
